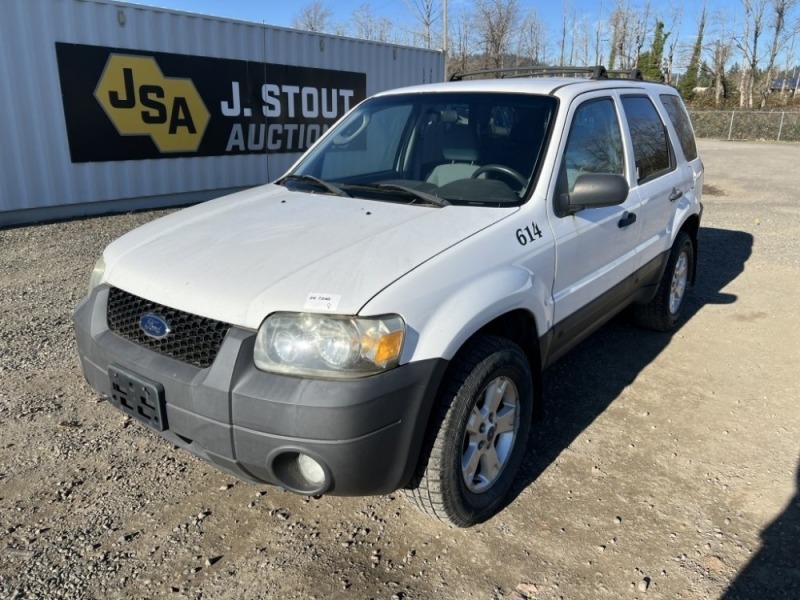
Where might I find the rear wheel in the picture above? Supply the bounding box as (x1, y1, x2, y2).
(404, 335, 533, 527)
(634, 231, 694, 331)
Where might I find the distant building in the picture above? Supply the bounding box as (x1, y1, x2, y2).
(770, 78, 800, 93)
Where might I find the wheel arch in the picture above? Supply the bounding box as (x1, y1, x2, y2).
(393, 264, 551, 364)
(679, 213, 701, 285)
(476, 309, 542, 374)
(474, 309, 544, 421)
(426, 308, 545, 431)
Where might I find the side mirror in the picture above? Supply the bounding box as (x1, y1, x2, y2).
(556, 173, 629, 217)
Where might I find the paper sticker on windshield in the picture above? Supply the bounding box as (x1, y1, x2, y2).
(304, 293, 342, 311)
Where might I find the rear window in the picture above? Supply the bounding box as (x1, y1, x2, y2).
(621, 95, 673, 183)
(660, 94, 698, 161)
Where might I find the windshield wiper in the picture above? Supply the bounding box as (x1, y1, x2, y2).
(352, 183, 450, 207)
(279, 174, 351, 197)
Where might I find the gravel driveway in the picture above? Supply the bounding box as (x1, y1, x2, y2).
(1, 139, 798, 599)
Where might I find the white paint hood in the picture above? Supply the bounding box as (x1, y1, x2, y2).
(102, 184, 515, 329)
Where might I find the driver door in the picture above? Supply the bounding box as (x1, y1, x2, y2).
(547, 92, 641, 356)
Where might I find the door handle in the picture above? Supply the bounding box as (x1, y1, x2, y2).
(618, 211, 637, 228)
(669, 187, 683, 202)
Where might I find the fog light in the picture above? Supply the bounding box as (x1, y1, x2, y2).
(297, 453, 326, 486)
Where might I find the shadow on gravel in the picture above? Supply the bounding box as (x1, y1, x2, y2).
(506, 226, 754, 506)
(721, 461, 800, 599)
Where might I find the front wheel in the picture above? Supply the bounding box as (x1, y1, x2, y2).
(404, 335, 533, 527)
(633, 231, 694, 331)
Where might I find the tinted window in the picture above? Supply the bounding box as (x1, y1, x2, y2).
(562, 98, 624, 193)
(660, 94, 698, 160)
(621, 96, 672, 182)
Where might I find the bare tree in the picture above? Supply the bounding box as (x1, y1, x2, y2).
(781, 28, 798, 98)
(292, 0, 333, 33)
(559, 0, 570, 66)
(608, 1, 632, 69)
(593, 0, 605, 64)
(573, 14, 592, 65)
(450, 11, 474, 75)
(760, 0, 799, 107)
(630, 0, 652, 67)
(517, 7, 548, 65)
(663, 4, 683, 84)
(706, 6, 734, 105)
(713, 38, 734, 105)
(405, 0, 441, 49)
(735, 0, 768, 107)
(473, 0, 519, 69)
(556, 1, 590, 66)
(350, 2, 394, 42)
(605, 0, 653, 70)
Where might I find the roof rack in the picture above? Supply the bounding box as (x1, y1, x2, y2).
(449, 65, 645, 82)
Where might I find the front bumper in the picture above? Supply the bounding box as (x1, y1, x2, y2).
(74, 286, 447, 495)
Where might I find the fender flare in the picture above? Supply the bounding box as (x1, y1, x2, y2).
(669, 194, 702, 284)
(394, 265, 551, 364)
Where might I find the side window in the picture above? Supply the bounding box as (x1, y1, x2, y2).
(621, 96, 673, 182)
(660, 94, 698, 160)
(562, 98, 624, 193)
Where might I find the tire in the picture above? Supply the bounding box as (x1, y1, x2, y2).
(403, 335, 533, 527)
(633, 231, 694, 332)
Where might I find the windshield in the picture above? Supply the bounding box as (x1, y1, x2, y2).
(282, 92, 557, 207)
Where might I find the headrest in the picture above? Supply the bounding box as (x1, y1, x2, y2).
(442, 125, 479, 162)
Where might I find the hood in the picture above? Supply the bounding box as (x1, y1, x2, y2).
(103, 184, 516, 329)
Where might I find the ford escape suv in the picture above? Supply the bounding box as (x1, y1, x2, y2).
(74, 66, 703, 527)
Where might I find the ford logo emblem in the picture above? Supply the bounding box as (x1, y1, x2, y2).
(139, 313, 171, 339)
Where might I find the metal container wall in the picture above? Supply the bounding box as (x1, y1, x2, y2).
(0, 0, 444, 225)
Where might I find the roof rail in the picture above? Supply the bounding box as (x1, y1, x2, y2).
(449, 65, 646, 82)
(608, 67, 644, 81)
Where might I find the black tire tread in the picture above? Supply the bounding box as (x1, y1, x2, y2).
(633, 231, 694, 332)
(403, 335, 528, 527)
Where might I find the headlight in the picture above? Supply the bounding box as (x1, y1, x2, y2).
(254, 313, 405, 378)
(88, 257, 106, 295)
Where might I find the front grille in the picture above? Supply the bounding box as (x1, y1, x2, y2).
(106, 287, 232, 369)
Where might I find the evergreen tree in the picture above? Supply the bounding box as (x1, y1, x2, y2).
(680, 8, 706, 100)
(639, 20, 669, 80)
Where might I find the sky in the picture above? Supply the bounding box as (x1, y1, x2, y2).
(122, 0, 708, 37)
(123, 0, 429, 30)
(120, 0, 730, 62)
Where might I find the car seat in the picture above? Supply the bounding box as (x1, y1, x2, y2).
(426, 124, 480, 186)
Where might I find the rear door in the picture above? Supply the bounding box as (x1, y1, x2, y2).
(618, 94, 686, 270)
(659, 93, 704, 206)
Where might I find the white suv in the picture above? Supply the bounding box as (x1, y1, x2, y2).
(74, 67, 703, 527)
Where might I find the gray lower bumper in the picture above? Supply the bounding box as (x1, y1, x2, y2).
(74, 287, 447, 495)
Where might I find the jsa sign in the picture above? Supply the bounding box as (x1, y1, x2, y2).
(55, 43, 366, 163)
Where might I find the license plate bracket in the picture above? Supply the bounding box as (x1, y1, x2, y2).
(108, 365, 168, 432)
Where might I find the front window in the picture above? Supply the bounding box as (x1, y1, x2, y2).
(282, 92, 557, 207)
(561, 98, 625, 194)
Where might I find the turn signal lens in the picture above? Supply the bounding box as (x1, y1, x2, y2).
(362, 329, 404, 367)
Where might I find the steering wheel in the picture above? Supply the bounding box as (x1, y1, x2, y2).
(471, 164, 528, 189)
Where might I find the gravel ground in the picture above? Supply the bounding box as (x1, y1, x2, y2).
(0, 139, 798, 599)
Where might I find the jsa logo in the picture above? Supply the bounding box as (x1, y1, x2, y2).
(95, 54, 210, 153)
